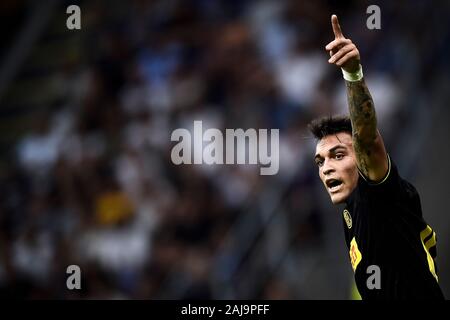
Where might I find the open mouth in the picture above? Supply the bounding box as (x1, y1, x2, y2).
(326, 179, 343, 192)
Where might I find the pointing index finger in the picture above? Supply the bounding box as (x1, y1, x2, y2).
(331, 14, 344, 39)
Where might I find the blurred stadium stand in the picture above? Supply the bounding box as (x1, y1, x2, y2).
(0, 0, 449, 299)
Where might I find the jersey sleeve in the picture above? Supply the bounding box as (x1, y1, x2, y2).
(355, 154, 406, 203)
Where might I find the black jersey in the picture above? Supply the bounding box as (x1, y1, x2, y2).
(343, 155, 444, 300)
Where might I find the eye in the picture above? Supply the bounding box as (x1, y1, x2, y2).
(316, 159, 324, 167)
(335, 153, 344, 160)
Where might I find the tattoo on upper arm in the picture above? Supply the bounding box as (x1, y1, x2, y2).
(345, 80, 377, 176)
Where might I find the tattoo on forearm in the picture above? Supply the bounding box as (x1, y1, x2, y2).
(345, 80, 377, 176)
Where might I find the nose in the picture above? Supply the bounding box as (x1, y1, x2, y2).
(322, 159, 335, 176)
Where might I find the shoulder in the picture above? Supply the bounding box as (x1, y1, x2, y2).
(356, 154, 402, 194)
(356, 155, 421, 202)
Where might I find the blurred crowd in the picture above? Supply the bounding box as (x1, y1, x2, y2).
(0, 0, 448, 299)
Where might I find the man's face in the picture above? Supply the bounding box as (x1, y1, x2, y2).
(314, 132, 359, 204)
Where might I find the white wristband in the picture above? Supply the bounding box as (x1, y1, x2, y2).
(342, 64, 363, 82)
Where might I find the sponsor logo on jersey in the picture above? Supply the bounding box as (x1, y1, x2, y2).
(350, 237, 362, 272)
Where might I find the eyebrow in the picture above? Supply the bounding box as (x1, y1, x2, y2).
(314, 144, 346, 160)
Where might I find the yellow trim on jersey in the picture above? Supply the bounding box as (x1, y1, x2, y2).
(420, 226, 438, 282)
(358, 154, 391, 186)
(350, 279, 362, 300)
(425, 231, 437, 252)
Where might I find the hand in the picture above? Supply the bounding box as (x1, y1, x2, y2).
(325, 15, 360, 73)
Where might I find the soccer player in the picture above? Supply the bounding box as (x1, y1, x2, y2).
(309, 15, 445, 299)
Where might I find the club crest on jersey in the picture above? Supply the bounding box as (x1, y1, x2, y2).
(343, 209, 352, 229)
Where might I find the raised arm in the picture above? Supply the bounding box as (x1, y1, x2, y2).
(325, 14, 388, 182)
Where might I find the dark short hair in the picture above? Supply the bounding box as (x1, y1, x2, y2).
(308, 115, 352, 140)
